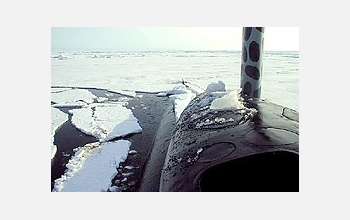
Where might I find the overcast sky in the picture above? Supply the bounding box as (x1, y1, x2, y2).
(51, 27, 299, 51)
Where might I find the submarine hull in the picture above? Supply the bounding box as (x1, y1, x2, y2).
(159, 93, 299, 192)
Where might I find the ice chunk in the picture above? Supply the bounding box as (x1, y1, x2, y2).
(210, 90, 244, 110)
(205, 80, 226, 95)
(169, 92, 196, 121)
(69, 103, 142, 141)
(160, 84, 197, 121)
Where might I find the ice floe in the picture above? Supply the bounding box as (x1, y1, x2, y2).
(69, 103, 142, 142)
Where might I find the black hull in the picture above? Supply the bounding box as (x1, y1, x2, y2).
(156, 93, 299, 192)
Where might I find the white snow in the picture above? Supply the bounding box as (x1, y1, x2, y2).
(51, 107, 68, 159)
(51, 88, 97, 108)
(69, 103, 142, 142)
(53, 140, 131, 192)
(210, 89, 244, 110)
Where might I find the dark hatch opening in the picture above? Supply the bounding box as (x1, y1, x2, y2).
(199, 151, 299, 192)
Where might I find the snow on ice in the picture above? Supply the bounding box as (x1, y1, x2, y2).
(52, 140, 131, 192)
(51, 88, 96, 107)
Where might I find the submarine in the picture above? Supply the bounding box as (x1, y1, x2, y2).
(135, 27, 299, 192)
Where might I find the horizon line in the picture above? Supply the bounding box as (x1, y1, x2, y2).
(51, 49, 299, 52)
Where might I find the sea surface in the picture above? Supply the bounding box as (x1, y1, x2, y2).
(51, 50, 299, 111)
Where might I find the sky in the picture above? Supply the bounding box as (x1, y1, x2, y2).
(51, 27, 299, 51)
